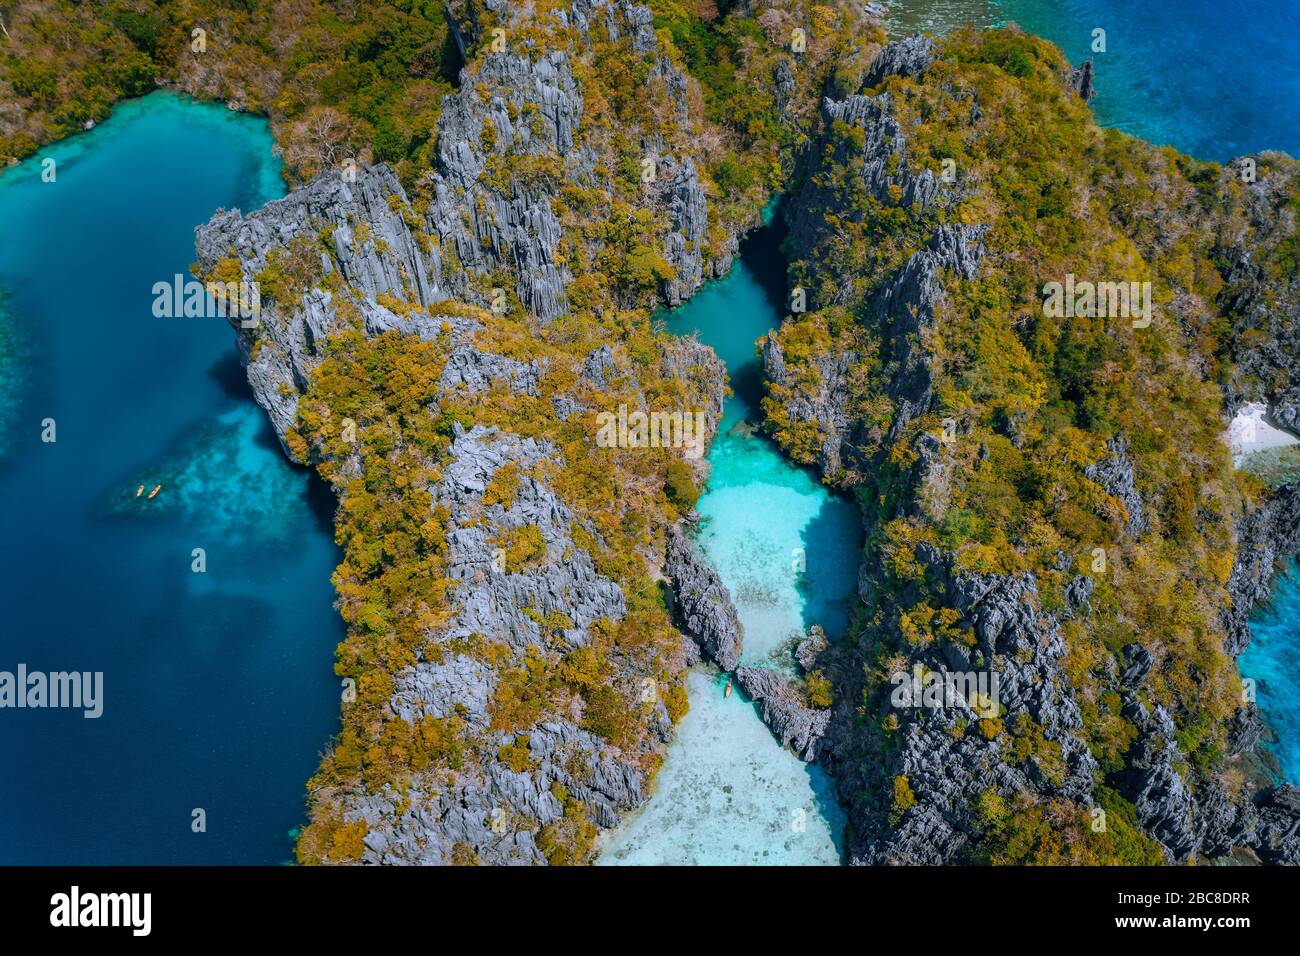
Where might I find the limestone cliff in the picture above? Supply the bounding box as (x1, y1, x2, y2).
(196, 0, 877, 864)
(765, 29, 1300, 865)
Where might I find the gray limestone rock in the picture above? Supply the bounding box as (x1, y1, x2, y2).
(863, 35, 935, 88)
(664, 524, 743, 671)
(734, 666, 830, 761)
(1084, 435, 1148, 538)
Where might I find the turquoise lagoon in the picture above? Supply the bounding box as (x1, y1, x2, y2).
(0, 93, 343, 863)
(599, 211, 860, 864)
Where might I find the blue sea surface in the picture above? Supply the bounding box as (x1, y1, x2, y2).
(0, 92, 343, 864)
(994, 0, 1300, 161)
(888, 0, 1300, 161)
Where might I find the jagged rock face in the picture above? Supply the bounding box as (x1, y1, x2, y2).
(1224, 483, 1300, 657)
(787, 88, 943, 271)
(765, 218, 988, 476)
(352, 719, 646, 865)
(661, 336, 728, 429)
(1254, 786, 1300, 864)
(664, 525, 744, 671)
(1217, 154, 1300, 432)
(837, 554, 1099, 865)
(196, 164, 439, 443)
(424, 0, 720, 321)
(1068, 59, 1096, 102)
(1084, 435, 1148, 538)
(734, 666, 829, 761)
(1116, 697, 1196, 861)
(795, 625, 828, 672)
(423, 50, 581, 321)
(768, 48, 985, 477)
(349, 424, 649, 864)
(440, 425, 628, 650)
(861, 33, 934, 88)
(660, 156, 710, 307)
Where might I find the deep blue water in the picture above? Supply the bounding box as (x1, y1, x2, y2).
(890, 0, 1300, 780)
(888, 0, 1300, 161)
(0, 93, 343, 864)
(995, 0, 1300, 161)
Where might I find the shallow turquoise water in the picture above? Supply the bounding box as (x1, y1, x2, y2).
(1240, 564, 1300, 782)
(0, 92, 343, 863)
(599, 213, 859, 864)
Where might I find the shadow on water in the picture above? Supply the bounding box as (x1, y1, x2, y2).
(799, 493, 863, 643)
(207, 352, 251, 400)
(304, 466, 339, 537)
(206, 345, 338, 540)
(804, 760, 848, 861)
(728, 202, 791, 421)
(741, 199, 791, 314)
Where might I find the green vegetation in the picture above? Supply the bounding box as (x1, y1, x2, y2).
(973, 786, 1165, 865)
(765, 27, 1269, 863)
(279, 0, 878, 863)
(1, 0, 459, 184)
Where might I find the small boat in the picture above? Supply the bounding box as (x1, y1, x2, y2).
(135, 485, 144, 497)
(147, 484, 162, 499)
(724, 678, 733, 699)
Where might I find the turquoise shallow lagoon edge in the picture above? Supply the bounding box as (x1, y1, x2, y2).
(599, 208, 860, 864)
(0, 92, 343, 864)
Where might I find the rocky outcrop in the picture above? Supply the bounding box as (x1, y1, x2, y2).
(659, 156, 710, 307)
(1084, 435, 1148, 538)
(795, 625, 828, 672)
(862, 34, 934, 88)
(1217, 154, 1300, 432)
(196, 164, 438, 444)
(761, 30, 1300, 867)
(351, 719, 646, 865)
(1115, 696, 1197, 861)
(347, 422, 655, 864)
(422, 50, 581, 321)
(1224, 481, 1300, 657)
(1068, 59, 1095, 102)
(836, 553, 1099, 865)
(1254, 786, 1300, 865)
(765, 219, 987, 476)
(438, 424, 627, 650)
(425, 0, 736, 321)
(768, 55, 984, 476)
(734, 666, 829, 761)
(664, 525, 743, 671)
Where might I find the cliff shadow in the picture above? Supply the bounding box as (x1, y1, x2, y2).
(797, 492, 864, 644)
(731, 200, 791, 420)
